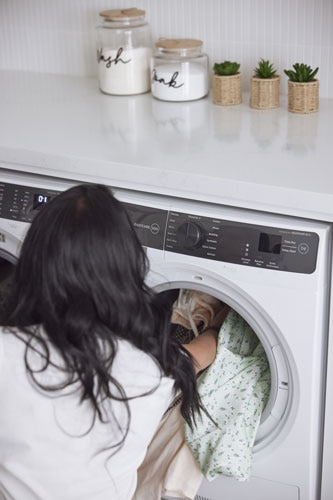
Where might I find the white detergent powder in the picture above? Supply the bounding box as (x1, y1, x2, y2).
(98, 46, 152, 95)
(151, 63, 208, 101)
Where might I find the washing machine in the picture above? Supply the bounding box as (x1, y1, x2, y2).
(0, 169, 331, 500)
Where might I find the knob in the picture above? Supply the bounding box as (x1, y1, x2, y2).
(177, 221, 204, 250)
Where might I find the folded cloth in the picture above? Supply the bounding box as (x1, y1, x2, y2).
(185, 309, 271, 481)
(133, 399, 203, 500)
(171, 289, 226, 337)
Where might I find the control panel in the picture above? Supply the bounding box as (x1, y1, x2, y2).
(0, 182, 60, 222)
(125, 205, 319, 274)
(0, 182, 319, 274)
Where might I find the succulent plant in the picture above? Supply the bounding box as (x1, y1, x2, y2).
(254, 58, 277, 79)
(213, 61, 240, 76)
(284, 63, 319, 82)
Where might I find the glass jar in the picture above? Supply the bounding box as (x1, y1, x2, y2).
(96, 8, 152, 95)
(151, 38, 209, 102)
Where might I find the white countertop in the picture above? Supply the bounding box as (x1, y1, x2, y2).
(1, 70, 333, 221)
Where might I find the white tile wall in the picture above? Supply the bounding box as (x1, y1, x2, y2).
(0, 0, 332, 97)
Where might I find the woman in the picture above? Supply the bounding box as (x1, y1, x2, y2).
(0, 184, 222, 500)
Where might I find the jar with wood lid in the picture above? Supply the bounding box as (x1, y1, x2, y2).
(151, 38, 209, 102)
(96, 7, 152, 95)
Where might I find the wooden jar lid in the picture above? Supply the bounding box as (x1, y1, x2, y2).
(155, 38, 203, 52)
(99, 8, 145, 21)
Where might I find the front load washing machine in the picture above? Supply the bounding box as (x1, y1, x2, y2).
(0, 169, 331, 500)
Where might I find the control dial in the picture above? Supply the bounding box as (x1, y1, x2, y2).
(177, 221, 205, 249)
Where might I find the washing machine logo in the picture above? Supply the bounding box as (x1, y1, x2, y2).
(133, 221, 160, 235)
(150, 223, 160, 235)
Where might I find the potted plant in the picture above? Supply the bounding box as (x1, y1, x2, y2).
(250, 58, 280, 109)
(284, 63, 319, 113)
(213, 60, 242, 106)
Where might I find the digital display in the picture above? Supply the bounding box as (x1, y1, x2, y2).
(258, 232, 282, 254)
(33, 193, 52, 210)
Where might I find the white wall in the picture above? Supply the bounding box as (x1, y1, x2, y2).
(0, 0, 332, 97)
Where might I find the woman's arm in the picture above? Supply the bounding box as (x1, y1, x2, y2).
(183, 328, 219, 373)
(182, 306, 230, 373)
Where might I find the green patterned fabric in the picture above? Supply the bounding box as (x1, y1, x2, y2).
(185, 309, 271, 481)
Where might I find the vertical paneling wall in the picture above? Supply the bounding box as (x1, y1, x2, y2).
(0, 0, 332, 97)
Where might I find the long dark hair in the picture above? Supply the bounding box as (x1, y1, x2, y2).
(4, 184, 200, 445)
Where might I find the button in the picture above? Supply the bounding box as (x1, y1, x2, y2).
(298, 243, 309, 254)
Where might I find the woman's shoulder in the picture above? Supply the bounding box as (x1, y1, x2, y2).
(0, 326, 27, 381)
(0, 325, 22, 349)
(0, 325, 52, 372)
(116, 338, 161, 373)
(115, 338, 175, 398)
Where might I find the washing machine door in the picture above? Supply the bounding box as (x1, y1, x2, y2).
(146, 261, 301, 500)
(147, 261, 296, 452)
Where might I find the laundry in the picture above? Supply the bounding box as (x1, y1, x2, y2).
(171, 289, 227, 337)
(134, 289, 229, 499)
(132, 398, 203, 500)
(185, 308, 271, 481)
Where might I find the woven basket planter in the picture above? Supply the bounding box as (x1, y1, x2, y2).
(287, 79, 319, 114)
(213, 73, 242, 106)
(250, 75, 280, 109)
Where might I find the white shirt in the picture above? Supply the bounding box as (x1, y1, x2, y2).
(0, 327, 175, 500)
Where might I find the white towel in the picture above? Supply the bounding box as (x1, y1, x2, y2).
(133, 400, 203, 500)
